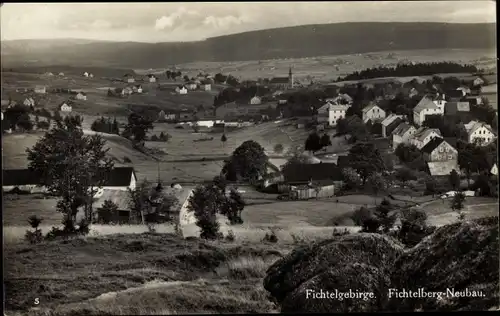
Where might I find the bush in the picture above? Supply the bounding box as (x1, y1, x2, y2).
(263, 228, 278, 243)
(225, 229, 236, 242)
(393, 208, 437, 247)
(351, 207, 373, 226)
(123, 156, 132, 163)
(25, 215, 43, 244)
(45, 218, 90, 241)
(150, 134, 159, 141)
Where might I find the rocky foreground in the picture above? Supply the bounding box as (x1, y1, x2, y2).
(264, 216, 499, 312)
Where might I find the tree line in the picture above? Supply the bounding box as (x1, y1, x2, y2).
(336, 62, 479, 82)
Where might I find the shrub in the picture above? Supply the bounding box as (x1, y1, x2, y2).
(332, 227, 351, 237)
(25, 215, 43, 244)
(351, 207, 373, 226)
(225, 229, 236, 242)
(263, 228, 278, 243)
(150, 134, 159, 141)
(97, 199, 119, 224)
(290, 232, 306, 244)
(394, 208, 436, 247)
(45, 217, 90, 241)
(123, 156, 132, 163)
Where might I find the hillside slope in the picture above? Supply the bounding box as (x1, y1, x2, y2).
(1, 22, 495, 68)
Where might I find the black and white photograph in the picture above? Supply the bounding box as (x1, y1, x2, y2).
(1, 1, 498, 314)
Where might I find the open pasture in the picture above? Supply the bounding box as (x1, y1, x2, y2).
(150, 48, 495, 83)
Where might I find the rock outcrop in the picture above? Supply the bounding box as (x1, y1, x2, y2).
(264, 217, 499, 312)
(264, 234, 404, 312)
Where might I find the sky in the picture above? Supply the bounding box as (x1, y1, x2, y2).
(0, 1, 496, 42)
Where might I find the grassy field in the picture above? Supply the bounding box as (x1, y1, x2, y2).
(147, 49, 495, 83)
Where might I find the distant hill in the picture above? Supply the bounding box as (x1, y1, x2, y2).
(1, 22, 495, 69)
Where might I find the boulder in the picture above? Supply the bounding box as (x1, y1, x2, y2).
(264, 233, 404, 312)
(389, 216, 499, 312)
(264, 217, 499, 312)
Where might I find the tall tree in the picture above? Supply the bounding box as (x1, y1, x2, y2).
(26, 115, 114, 225)
(320, 133, 332, 148)
(347, 142, 386, 185)
(304, 132, 322, 152)
(367, 172, 387, 204)
(222, 140, 267, 181)
(450, 191, 466, 220)
(221, 133, 227, 148)
(122, 112, 154, 143)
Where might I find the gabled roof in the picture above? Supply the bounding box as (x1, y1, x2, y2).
(99, 167, 137, 187)
(282, 163, 343, 183)
(413, 95, 439, 113)
(381, 114, 403, 127)
(421, 137, 451, 154)
(446, 90, 464, 99)
(392, 122, 415, 137)
(362, 103, 383, 114)
(93, 189, 132, 211)
(464, 120, 495, 135)
(414, 127, 442, 142)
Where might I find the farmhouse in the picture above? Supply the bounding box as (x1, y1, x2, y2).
(381, 114, 404, 138)
(413, 94, 446, 126)
(269, 67, 294, 90)
(124, 74, 135, 83)
(59, 101, 73, 112)
(456, 86, 471, 97)
(175, 85, 188, 95)
(75, 92, 87, 101)
(200, 83, 212, 91)
(391, 122, 417, 150)
(34, 85, 46, 94)
(250, 96, 262, 105)
(146, 74, 157, 83)
(133, 85, 143, 94)
(362, 103, 386, 123)
(280, 163, 343, 193)
(421, 137, 460, 177)
(463, 121, 496, 146)
(410, 127, 442, 150)
(444, 101, 470, 116)
(23, 97, 36, 107)
(185, 82, 198, 90)
(83, 72, 89, 77)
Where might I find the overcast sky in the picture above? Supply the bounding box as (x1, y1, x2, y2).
(1, 1, 496, 42)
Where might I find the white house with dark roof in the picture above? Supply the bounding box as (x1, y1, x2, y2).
(413, 94, 446, 126)
(362, 103, 386, 123)
(250, 96, 262, 105)
(391, 122, 417, 150)
(23, 97, 35, 107)
(75, 92, 87, 101)
(410, 127, 442, 150)
(421, 137, 459, 176)
(464, 121, 496, 146)
(124, 74, 135, 83)
(316, 101, 348, 127)
(381, 114, 404, 138)
(175, 85, 188, 95)
(146, 74, 157, 83)
(59, 101, 73, 112)
(133, 85, 143, 94)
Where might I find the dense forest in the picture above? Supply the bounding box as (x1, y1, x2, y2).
(336, 62, 480, 82)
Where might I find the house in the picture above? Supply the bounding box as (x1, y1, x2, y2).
(381, 114, 404, 138)
(391, 123, 417, 150)
(280, 163, 344, 194)
(123, 87, 134, 95)
(250, 96, 262, 105)
(465, 96, 483, 106)
(413, 94, 446, 126)
(59, 72, 65, 76)
(269, 67, 294, 90)
(133, 85, 143, 94)
(456, 86, 471, 96)
(421, 137, 460, 176)
(186, 82, 198, 90)
(200, 83, 211, 91)
(327, 93, 353, 105)
(124, 74, 135, 83)
(59, 101, 73, 112)
(444, 101, 470, 116)
(410, 127, 442, 150)
(473, 77, 485, 87)
(83, 72, 89, 77)
(89, 73, 94, 78)
(23, 97, 35, 107)
(289, 182, 336, 200)
(92, 189, 133, 224)
(327, 103, 349, 127)
(34, 85, 46, 94)
(491, 163, 498, 176)
(464, 121, 496, 146)
(75, 92, 87, 101)
(146, 74, 157, 83)
(362, 103, 386, 123)
(175, 85, 188, 95)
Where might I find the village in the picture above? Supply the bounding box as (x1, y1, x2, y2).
(1, 58, 498, 234)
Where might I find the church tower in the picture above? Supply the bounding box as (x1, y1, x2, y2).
(288, 66, 294, 89)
